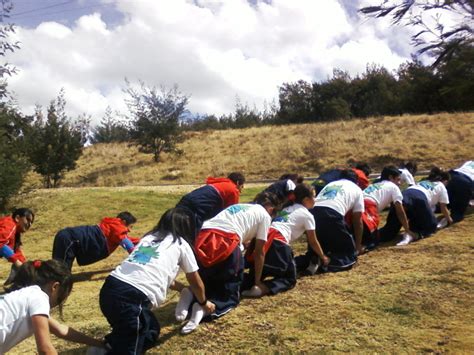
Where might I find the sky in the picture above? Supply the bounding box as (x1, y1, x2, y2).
(2, 0, 442, 124)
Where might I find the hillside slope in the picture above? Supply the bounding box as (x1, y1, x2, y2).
(23, 112, 474, 188)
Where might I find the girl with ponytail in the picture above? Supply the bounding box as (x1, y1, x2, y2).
(0, 259, 103, 353)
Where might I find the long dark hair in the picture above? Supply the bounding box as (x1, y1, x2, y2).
(147, 208, 195, 246)
(6, 259, 73, 315)
(425, 167, 450, 182)
(294, 184, 314, 204)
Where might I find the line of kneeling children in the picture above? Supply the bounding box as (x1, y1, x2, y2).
(0, 161, 473, 354)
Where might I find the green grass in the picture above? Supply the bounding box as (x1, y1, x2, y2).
(3, 185, 474, 354)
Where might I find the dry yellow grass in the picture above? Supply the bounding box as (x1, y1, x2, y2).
(22, 112, 474, 188)
(2, 186, 473, 353)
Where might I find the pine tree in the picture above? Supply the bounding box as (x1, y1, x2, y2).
(28, 90, 84, 188)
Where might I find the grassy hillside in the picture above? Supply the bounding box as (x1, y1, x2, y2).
(3, 186, 474, 354)
(22, 112, 474, 189)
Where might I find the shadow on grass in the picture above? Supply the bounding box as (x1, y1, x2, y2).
(72, 268, 115, 283)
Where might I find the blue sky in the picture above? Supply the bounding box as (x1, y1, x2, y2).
(3, 0, 434, 124)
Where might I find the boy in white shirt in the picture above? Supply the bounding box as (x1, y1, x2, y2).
(242, 184, 329, 297)
(176, 192, 277, 334)
(380, 168, 451, 245)
(304, 170, 364, 272)
(361, 166, 415, 249)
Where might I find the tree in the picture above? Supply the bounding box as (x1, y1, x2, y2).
(359, 1, 473, 66)
(277, 80, 314, 124)
(436, 42, 474, 111)
(91, 106, 130, 143)
(28, 90, 84, 188)
(0, 0, 28, 210)
(0, 106, 30, 210)
(125, 80, 189, 162)
(397, 59, 442, 113)
(351, 65, 400, 117)
(0, 0, 19, 101)
(233, 97, 261, 128)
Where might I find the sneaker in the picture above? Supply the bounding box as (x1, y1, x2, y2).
(437, 218, 448, 229)
(241, 285, 263, 298)
(181, 320, 199, 335)
(304, 255, 322, 275)
(396, 233, 414, 246)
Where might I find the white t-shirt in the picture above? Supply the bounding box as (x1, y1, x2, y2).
(0, 285, 50, 353)
(271, 203, 315, 244)
(363, 180, 403, 211)
(315, 179, 365, 216)
(455, 160, 474, 181)
(201, 204, 271, 244)
(111, 234, 198, 309)
(408, 181, 449, 209)
(400, 168, 416, 186)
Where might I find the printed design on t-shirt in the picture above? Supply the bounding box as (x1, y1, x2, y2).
(419, 180, 436, 191)
(227, 204, 251, 215)
(318, 184, 343, 200)
(364, 183, 382, 195)
(273, 210, 290, 223)
(128, 244, 160, 265)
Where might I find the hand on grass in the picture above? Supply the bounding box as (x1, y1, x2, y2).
(203, 301, 215, 314)
(321, 255, 330, 266)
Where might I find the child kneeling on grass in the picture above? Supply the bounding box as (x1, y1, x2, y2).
(0, 259, 104, 353)
(52, 211, 140, 270)
(174, 192, 277, 334)
(98, 208, 214, 354)
(242, 184, 329, 298)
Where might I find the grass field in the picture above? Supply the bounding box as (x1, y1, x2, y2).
(3, 185, 473, 354)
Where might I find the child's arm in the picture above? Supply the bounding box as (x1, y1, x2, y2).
(253, 239, 266, 289)
(394, 201, 417, 238)
(32, 314, 57, 355)
(439, 203, 453, 225)
(119, 237, 135, 253)
(185, 271, 215, 314)
(351, 211, 364, 254)
(306, 230, 330, 266)
(0, 245, 24, 266)
(48, 317, 104, 347)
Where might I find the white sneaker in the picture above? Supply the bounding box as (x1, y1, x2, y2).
(241, 285, 263, 298)
(437, 218, 448, 229)
(181, 320, 199, 334)
(396, 233, 414, 246)
(469, 199, 474, 207)
(304, 257, 322, 275)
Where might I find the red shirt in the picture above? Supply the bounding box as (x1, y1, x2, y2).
(0, 216, 26, 263)
(98, 217, 138, 254)
(206, 177, 240, 208)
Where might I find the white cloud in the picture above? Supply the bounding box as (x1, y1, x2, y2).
(5, 0, 422, 124)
